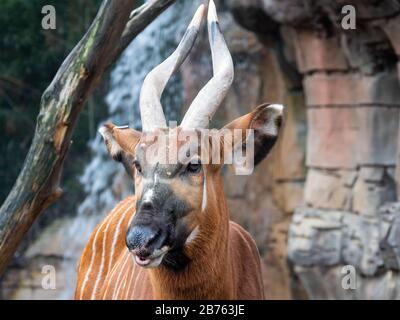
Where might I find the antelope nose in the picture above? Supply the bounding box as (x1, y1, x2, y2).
(125, 225, 166, 254)
(140, 201, 154, 212)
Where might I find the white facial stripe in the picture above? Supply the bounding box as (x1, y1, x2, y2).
(185, 226, 200, 245)
(201, 169, 207, 211)
(143, 176, 174, 184)
(154, 172, 159, 184)
(152, 245, 169, 257)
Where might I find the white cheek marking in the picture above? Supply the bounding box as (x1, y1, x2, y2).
(201, 170, 207, 211)
(152, 245, 169, 257)
(185, 226, 199, 245)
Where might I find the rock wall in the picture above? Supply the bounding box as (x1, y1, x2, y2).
(230, 0, 400, 299)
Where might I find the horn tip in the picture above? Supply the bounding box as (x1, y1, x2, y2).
(198, 3, 206, 14)
(208, 0, 218, 23)
(190, 4, 206, 28)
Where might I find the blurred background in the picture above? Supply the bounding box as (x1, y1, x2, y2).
(1, 0, 400, 299)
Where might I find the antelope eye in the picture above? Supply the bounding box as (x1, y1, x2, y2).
(134, 161, 142, 174)
(186, 161, 202, 174)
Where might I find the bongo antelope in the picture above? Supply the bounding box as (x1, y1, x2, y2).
(75, 0, 284, 300)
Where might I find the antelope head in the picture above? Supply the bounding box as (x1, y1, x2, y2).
(99, 1, 284, 270)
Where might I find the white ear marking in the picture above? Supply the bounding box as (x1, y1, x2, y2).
(261, 104, 285, 136)
(268, 104, 284, 112)
(99, 125, 122, 159)
(98, 126, 109, 139)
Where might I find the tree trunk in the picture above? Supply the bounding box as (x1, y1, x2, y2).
(0, 0, 176, 276)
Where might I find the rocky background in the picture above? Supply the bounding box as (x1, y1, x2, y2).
(1, 0, 400, 299)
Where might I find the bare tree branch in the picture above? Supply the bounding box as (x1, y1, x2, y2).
(0, 0, 176, 276)
(115, 0, 176, 60)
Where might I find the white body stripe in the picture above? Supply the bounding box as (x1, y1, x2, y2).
(90, 217, 112, 299)
(79, 216, 110, 299)
(90, 201, 134, 299)
(112, 253, 130, 299)
(108, 202, 134, 272)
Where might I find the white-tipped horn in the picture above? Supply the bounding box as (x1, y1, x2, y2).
(181, 0, 234, 129)
(139, 4, 205, 132)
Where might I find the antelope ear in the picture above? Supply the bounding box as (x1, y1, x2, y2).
(99, 123, 141, 162)
(223, 103, 284, 166)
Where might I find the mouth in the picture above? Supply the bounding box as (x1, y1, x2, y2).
(132, 247, 169, 268)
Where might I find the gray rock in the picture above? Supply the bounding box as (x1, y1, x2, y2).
(288, 205, 400, 276)
(294, 265, 400, 300)
(305, 169, 352, 210)
(353, 168, 396, 216)
(356, 107, 399, 166)
(359, 167, 385, 183)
